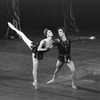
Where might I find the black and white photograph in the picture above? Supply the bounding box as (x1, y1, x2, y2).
(0, 0, 100, 100)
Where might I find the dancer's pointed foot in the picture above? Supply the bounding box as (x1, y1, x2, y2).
(32, 82, 37, 90)
(47, 79, 55, 84)
(72, 84, 77, 89)
(8, 22, 16, 30)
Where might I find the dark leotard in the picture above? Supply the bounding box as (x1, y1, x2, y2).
(53, 37, 71, 63)
(53, 35, 92, 63)
(31, 42, 48, 60)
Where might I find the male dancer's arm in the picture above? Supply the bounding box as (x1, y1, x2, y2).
(52, 39, 59, 46)
(8, 22, 33, 50)
(70, 35, 96, 42)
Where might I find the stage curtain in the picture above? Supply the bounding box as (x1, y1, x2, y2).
(63, 0, 79, 32)
(5, 0, 21, 39)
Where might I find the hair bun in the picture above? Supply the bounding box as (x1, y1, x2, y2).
(43, 28, 49, 35)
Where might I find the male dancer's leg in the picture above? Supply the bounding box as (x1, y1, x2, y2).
(67, 60, 77, 89)
(47, 60, 63, 84)
(8, 22, 32, 49)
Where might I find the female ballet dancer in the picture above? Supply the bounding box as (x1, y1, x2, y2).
(8, 22, 54, 90)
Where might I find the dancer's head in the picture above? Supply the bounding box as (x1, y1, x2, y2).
(43, 28, 53, 37)
(57, 27, 65, 38)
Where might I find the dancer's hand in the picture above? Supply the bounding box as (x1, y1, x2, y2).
(47, 45, 53, 50)
(90, 36, 96, 40)
(48, 45, 53, 49)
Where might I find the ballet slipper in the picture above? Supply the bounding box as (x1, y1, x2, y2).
(32, 82, 37, 90)
(47, 79, 55, 84)
(72, 84, 77, 89)
(8, 22, 16, 30)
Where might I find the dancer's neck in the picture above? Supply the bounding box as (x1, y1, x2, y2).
(61, 36, 66, 41)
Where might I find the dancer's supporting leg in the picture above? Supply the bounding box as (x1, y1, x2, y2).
(32, 53, 38, 90)
(8, 22, 32, 49)
(47, 60, 63, 84)
(67, 60, 77, 89)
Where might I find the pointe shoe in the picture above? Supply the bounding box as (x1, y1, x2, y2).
(47, 79, 55, 84)
(72, 84, 77, 89)
(32, 82, 37, 90)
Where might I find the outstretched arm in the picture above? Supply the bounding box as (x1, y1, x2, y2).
(8, 22, 33, 50)
(70, 35, 96, 42)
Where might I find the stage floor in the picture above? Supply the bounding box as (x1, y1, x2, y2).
(0, 31, 100, 100)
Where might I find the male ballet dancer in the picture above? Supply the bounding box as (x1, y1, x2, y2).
(8, 22, 54, 90)
(47, 27, 95, 89)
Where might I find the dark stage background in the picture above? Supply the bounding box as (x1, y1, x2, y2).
(0, 0, 100, 34)
(18, 0, 100, 30)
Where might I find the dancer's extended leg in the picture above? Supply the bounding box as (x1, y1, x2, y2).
(8, 22, 32, 49)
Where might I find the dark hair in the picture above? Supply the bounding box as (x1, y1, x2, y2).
(57, 27, 69, 38)
(57, 27, 65, 33)
(43, 28, 49, 35)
